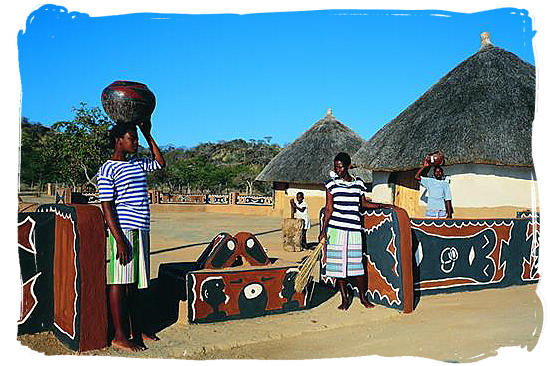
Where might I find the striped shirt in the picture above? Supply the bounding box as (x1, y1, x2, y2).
(97, 158, 162, 231)
(324, 176, 367, 232)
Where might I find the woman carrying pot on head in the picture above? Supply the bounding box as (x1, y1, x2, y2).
(414, 154, 453, 219)
(319, 152, 393, 310)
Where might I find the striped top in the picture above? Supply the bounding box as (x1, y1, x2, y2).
(324, 176, 367, 232)
(97, 158, 162, 231)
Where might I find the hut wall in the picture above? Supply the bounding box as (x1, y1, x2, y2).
(371, 165, 538, 219)
(440, 164, 537, 209)
(371, 172, 394, 204)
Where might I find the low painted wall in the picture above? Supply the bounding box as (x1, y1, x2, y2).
(187, 264, 309, 323)
(36, 204, 108, 352)
(411, 215, 540, 295)
(362, 207, 414, 313)
(17, 212, 55, 335)
(183, 232, 314, 323)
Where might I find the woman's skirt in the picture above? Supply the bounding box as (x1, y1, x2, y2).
(106, 228, 150, 289)
(324, 227, 364, 278)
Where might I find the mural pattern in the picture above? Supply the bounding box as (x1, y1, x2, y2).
(17, 212, 55, 335)
(37, 204, 108, 352)
(202, 232, 269, 269)
(208, 194, 230, 205)
(187, 265, 308, 323)
(411, 217, 540, 295)
(236, 195, 274, 206)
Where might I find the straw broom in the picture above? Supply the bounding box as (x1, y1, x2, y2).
(294, 237, 326, 293)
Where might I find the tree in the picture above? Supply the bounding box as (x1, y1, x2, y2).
(20, 117, 53, 187)
(41, 103, 114, 190)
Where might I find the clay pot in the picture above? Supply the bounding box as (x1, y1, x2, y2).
(101, 81, 155, 125)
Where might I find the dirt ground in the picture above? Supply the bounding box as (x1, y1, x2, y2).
(16, 209, 544, 362)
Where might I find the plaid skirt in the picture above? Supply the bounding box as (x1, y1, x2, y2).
(106, 228, 150, 289)
(324, 227, 364, 278)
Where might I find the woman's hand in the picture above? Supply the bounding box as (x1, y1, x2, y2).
(115, 236, 131, 265)
(138, 117, 152, 136)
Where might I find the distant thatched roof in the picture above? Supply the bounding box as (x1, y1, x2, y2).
(353, 40, 536, 172)
(256, 110, 371, 184)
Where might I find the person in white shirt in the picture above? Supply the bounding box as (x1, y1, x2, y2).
(414, 156, 453, 218)
(290, 192, 311, 249)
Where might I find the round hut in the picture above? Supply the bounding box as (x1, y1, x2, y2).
(256, 109, 370, 218)
(353, 33, 537, 218)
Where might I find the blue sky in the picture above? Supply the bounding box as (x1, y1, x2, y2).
(17, 6, 535, 148)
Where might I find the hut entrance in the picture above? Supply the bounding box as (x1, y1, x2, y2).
(388, 170, 421, 218)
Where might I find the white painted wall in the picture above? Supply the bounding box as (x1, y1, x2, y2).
(371, 171, 393, 203)
(371, 164, 538, 208)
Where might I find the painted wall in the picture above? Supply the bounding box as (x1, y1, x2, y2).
(18, 212, 55, 336)
(371, 165, 538, 218)
(35, 204, 108, 352)
(411, 216, 540, 295)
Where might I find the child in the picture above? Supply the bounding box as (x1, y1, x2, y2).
(290, 192, 311, 249)
(97, 121, 165, 351)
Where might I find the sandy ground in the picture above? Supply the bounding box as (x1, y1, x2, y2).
(16, 209, 544, 361)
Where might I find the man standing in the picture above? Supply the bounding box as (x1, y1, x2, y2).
(414, 156, 453, 218)
(97, 120, 165, 351)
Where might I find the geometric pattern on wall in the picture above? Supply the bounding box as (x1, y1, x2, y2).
(411, 217, 540, 295)
(187, 262, 309, 323)
(17, 212, 55, 335)
(36, 204, 108, 352)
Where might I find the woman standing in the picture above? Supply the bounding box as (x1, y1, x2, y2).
(319, 152, 392, 310)
(98, 121, 165, 351)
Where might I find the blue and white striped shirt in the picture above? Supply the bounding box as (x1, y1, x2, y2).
(97, 158, 162, 231)
(325, 176, 367, 232)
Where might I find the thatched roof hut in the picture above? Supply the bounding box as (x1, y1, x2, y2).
(353, 33, 536, 172)
(256, 109, 371, 184)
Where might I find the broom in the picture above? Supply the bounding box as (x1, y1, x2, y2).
(294, 237, 326, 293)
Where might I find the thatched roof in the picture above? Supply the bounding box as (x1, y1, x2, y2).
(256, 110, 371, 184)
(353, 37, 536, 172)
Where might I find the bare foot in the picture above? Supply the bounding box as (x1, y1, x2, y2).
(129, 336, 148, 350)
(143, 333, 160, 341)
(337, 293, 353, 310)
(111, 338, 143, 352)
(359, 297, 375, 309)
(337, 301, 349, 310)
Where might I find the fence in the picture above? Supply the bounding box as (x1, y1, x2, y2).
(45, 189, 274, 207)
(149, 191, 273, 207)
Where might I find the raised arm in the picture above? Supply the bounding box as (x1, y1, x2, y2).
(414, 156, 431, 181)
(139, 119, 165, 168)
